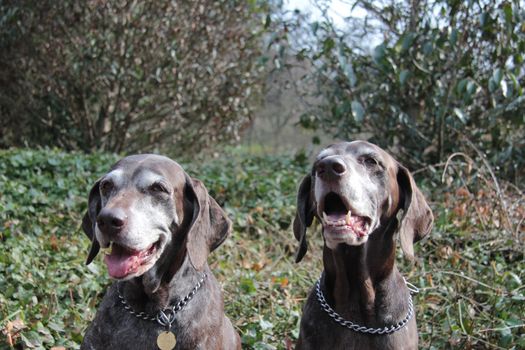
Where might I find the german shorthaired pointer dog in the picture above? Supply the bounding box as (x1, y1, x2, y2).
(293, 141, 433, 350)
(80, 155, 240, 350)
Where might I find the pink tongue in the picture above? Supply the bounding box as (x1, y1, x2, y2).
(104, 252, 140, 278)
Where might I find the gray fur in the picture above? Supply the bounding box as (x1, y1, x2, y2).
(294, 141, 433, 350)
(80, 154, 240, 350)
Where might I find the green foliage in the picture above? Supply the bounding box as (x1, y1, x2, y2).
(281, 0, 525, 181)
(1, 149, 523, 349)
(184, 153, 309, 235)
(0, 0, 268, 155)
(0, 149, 119, 348)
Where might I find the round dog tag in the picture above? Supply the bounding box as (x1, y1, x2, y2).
(157, 331, 176, 350)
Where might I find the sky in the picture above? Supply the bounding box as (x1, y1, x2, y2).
(283, 0, 382, 50)
(284, 0, 367, 28)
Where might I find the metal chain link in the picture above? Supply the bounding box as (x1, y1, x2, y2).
(117, 272, 206, 328)
(316, 275, 418, 335)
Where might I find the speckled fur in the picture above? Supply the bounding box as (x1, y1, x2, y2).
(80, 155, 240, 350)
(81, 262, 239, 350)
(293, 141, 433, 350)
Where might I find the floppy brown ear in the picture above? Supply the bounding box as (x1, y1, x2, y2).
(81, 180, 102, 265)
(293, 174, 315, 263)
(185, 177, 231, 271)
(396, 165, 434, 259)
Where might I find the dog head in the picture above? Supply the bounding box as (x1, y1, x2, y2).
(293, 141, 433, 262)
(81, 155, 230, 287)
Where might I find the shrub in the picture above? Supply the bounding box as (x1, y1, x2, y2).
(277, 0, 525, 182)
(0, 0, 267, 155)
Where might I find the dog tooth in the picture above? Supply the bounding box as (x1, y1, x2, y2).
(345, 211, 352, 225)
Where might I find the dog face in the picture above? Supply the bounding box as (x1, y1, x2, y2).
(82, 155, 231, 283)
(293, 141, 433, 261)
(313, 141, 398, 248)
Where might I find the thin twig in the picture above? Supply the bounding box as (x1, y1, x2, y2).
(458, 300, 468, 335)
(439, 270, 502, 293)
(462, 334, 509, 350)
(515, 216, 525, 238)
(478, 324, 525, 333)
(441, 152, 475, 183)
(461, 136, 514, 236)
(412, 162, 446, 175)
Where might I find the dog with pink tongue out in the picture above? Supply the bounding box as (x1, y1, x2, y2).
(80, 154, 240, 350)
(103, 242, 158, 279)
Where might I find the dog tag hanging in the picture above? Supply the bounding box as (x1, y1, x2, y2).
(157, 331, 176, 350)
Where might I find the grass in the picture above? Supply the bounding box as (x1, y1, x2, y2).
(0, 148, 523, 349)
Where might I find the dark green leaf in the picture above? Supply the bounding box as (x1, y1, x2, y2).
(264, 14, 271, 29)
(396, 32, 416, 53)
(351, 100, 365, 122)
(457, 78, 468, 94)
(423, 41, 434, 55)
(493, 68, 503, 84)
(399, 69, 410, 85)
(449, 28, 458, 46)
(466, 80, 477, 95)
(488, 77, 499, 93)
(453, 107, 467, 123)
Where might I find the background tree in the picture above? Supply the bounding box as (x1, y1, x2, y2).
(278, 0, 524, 181)
(0, 0, 267, 155)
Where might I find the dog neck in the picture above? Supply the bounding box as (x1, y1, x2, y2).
(321, 222, 409, 326)
(122, 255, 205, 314)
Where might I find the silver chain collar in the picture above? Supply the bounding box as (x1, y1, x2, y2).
(316, 275, 419, 335)
(117, 273, 206, 329)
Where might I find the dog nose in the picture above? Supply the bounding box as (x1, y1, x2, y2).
(97, 207, 127, 234)
(316, 157, 347, 180)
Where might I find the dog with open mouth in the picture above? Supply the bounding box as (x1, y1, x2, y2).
(80, 154, 240, 350)
(293, 141, 433, 350)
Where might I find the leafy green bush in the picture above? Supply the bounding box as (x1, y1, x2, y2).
(184, 153, 309, 235)
(1, 149, 523, 349)
(0, 149, 119, 348)
(276, 0, 525, 182)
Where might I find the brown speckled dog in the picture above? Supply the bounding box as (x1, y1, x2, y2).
(294, 141, 433, 350)
(81, 154, 240, 350)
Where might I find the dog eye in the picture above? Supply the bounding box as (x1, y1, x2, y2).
(149, 183, 169, 194)
(100, 180, 114, 196)
(361, 156, 379, 168)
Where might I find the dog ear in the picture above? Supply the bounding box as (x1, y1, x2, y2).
(184, 176, 231, 271)
(293, 174, 315, 263)
(82, 179, 102, 265)
(396, 164, 433, 259)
